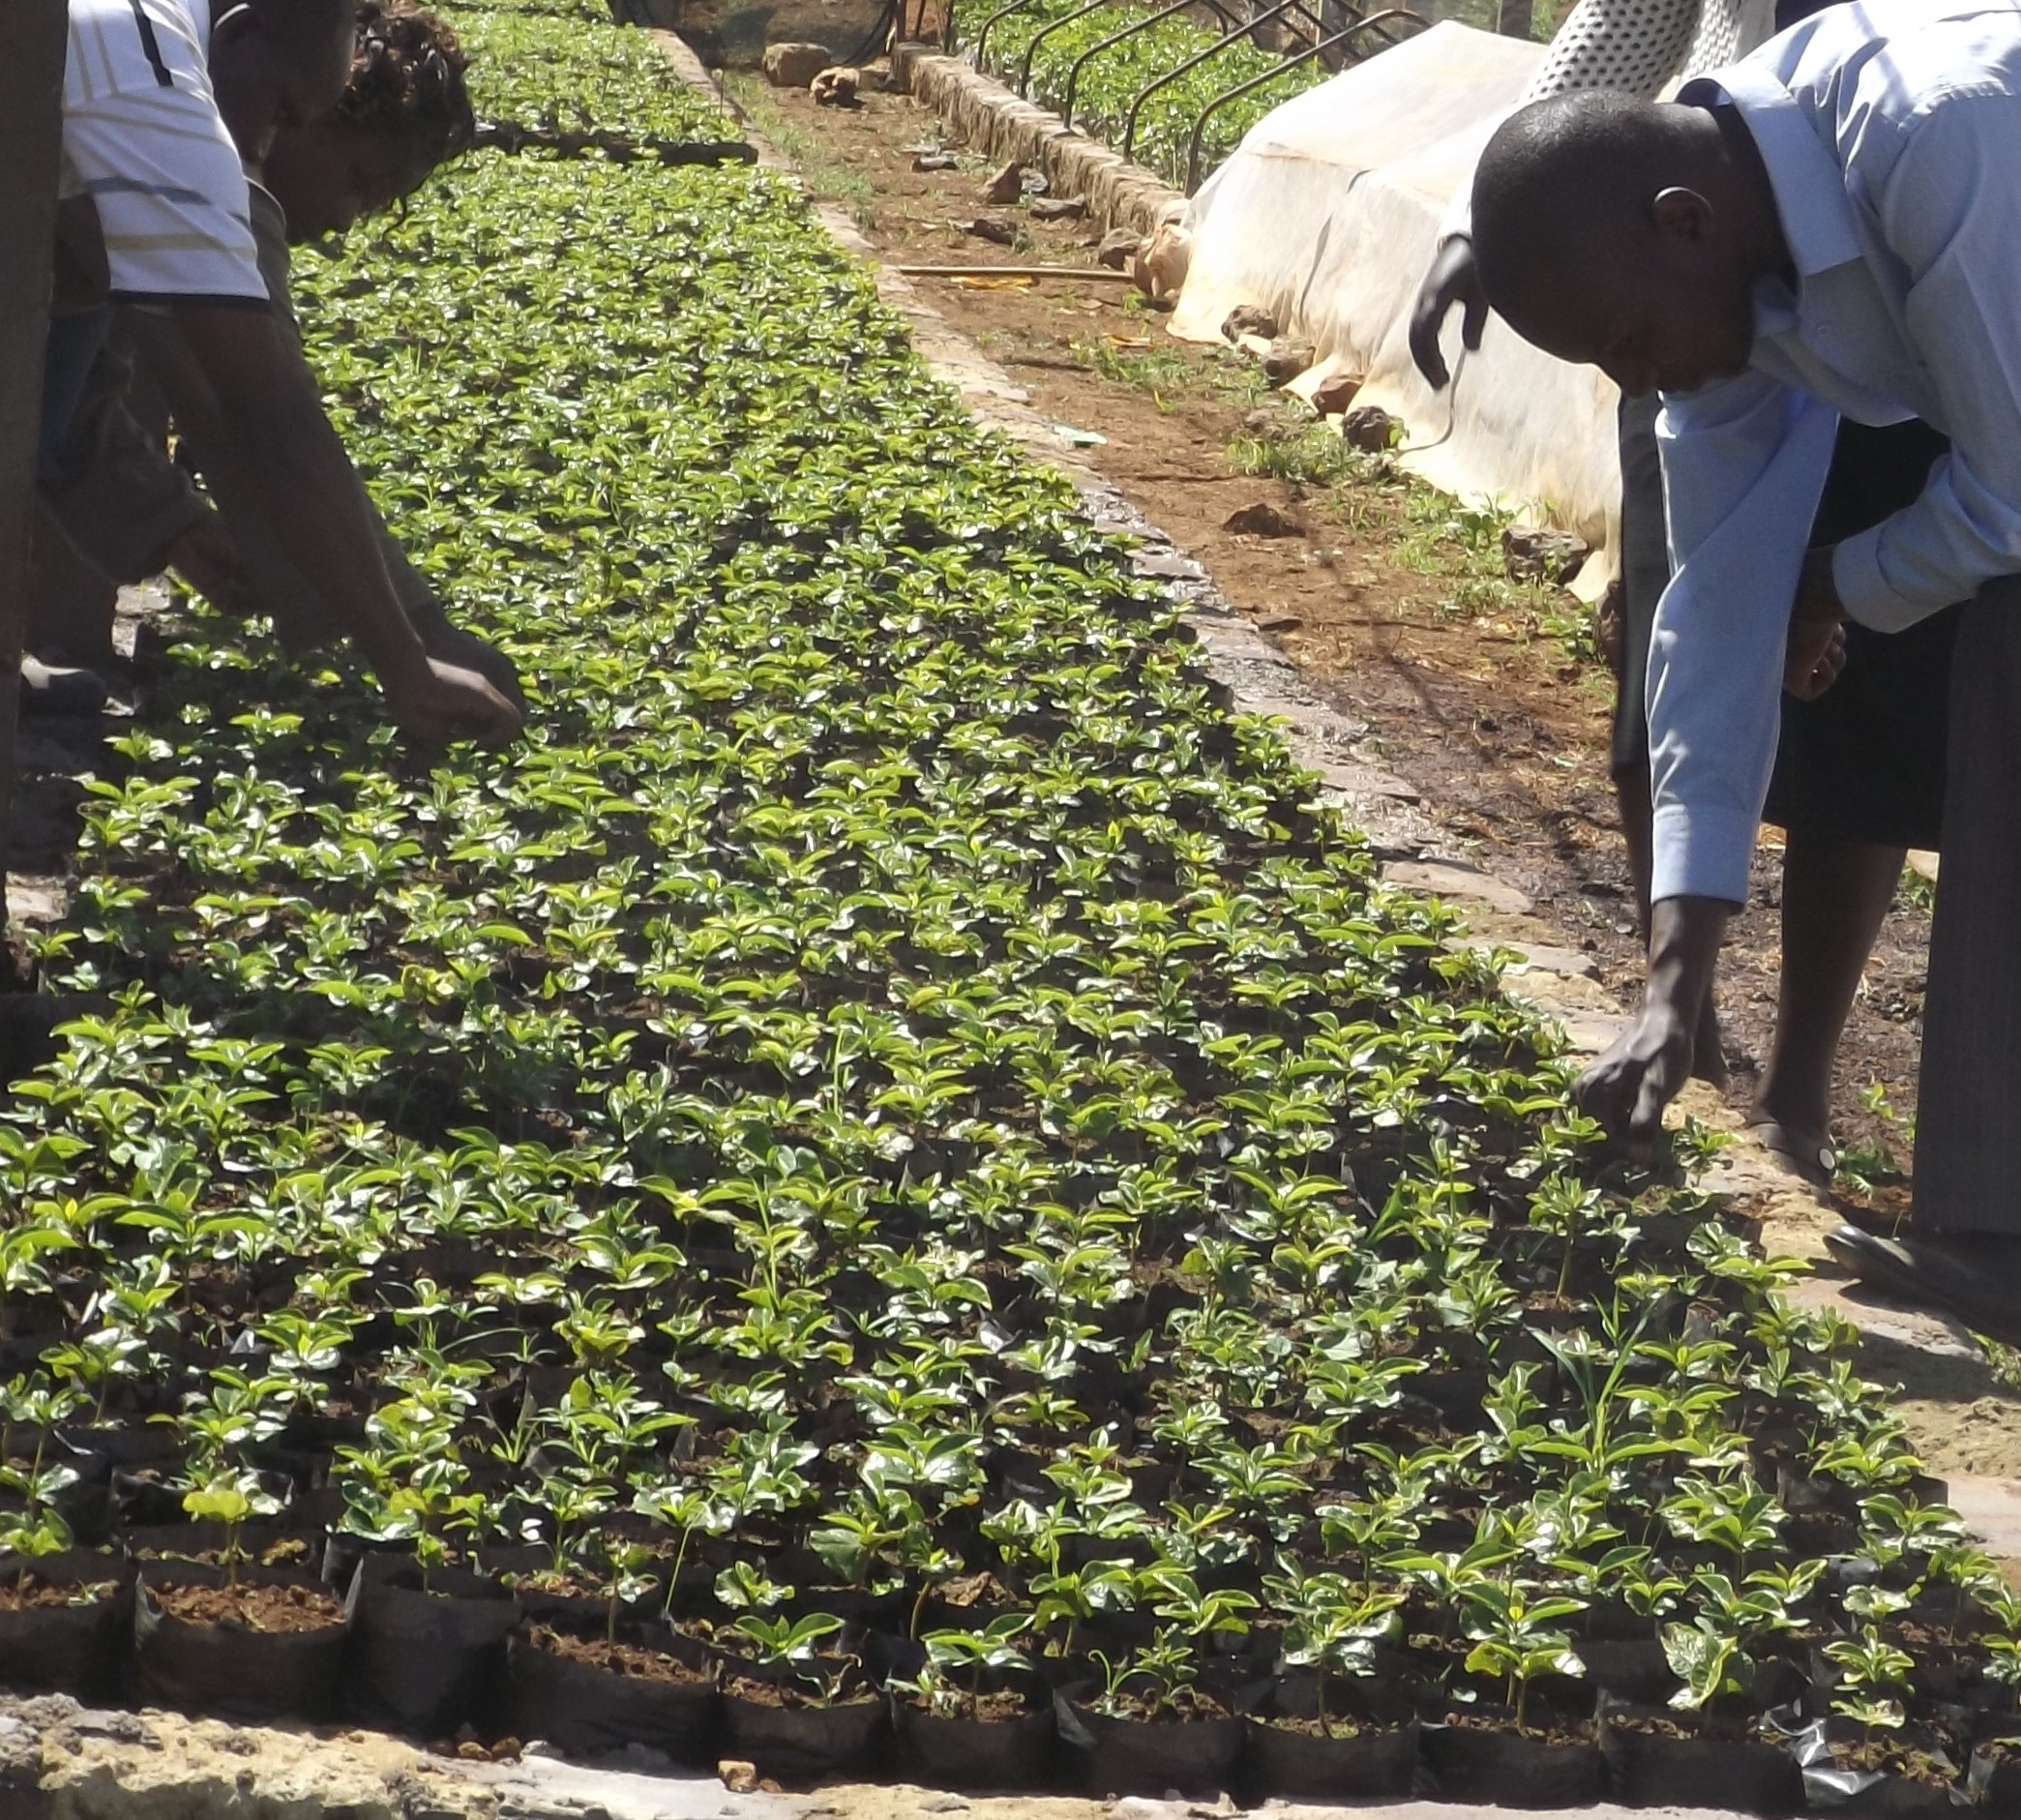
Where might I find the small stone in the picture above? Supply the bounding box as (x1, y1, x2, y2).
(1221, 302, 1278, 341)
(1223, 500, 1304, 538)
(1262, 335, 1315, 385)
(456, 1741, 490, 1760)
(1258, 612, 1302, 632)
(1135, 222, 1191, 301)
(1029, 195, 1086, 222)
(1343, 403, 1399, 452)
(490, 1737, 523, 1761)
(962, 217, 1017, 245)
(1241, 408, 1278, 434)
(762, 40, 832, 86)
(719, 1759, 760, 1793)
(809, 65, 860, 105)
(1501, 523, 1590, 585)
(1097, 227, 1142, 269)
(980, 159, 1025, 203)
(1310, 370, 1363, 415)
(912, 152, 957, 171)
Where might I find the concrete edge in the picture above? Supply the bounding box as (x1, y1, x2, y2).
(890, 42, 1189, 240)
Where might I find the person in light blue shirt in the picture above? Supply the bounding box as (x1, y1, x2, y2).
(1466, 0, 2021, 1328)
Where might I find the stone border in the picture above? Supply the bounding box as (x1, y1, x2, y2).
(889, 43, 1188, 239)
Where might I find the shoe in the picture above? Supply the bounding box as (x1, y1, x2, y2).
(1745, 1118, 1836, 1191)
(19, 657, 107, 718)
(1824, 1222, 2021, 1342)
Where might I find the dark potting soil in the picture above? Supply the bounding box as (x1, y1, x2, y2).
(724, 1671, 878, 1712)
(1261, 1713, 1397, 1740)
(1092, 1686, 1235, 1724)
(1443, 1707, 1597, 1747)
(1833, 1738, 1967, 1789)
(153, 1580, 345, 1633)
(0, 1575, 117, 1610)
(526, 1624, 711, 1685)
(899, 1689, 1032, 1724)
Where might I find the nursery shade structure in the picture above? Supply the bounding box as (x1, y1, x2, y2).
(1169, 22, 1622, 588)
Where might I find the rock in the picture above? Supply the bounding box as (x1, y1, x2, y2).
(720, 1758, 760, 1792)
(1595, 576, 1625, 671)
(1134, 222, 1191, 302)
(1342, 403, 1399, 452)
(1223, 500, 1305, 538)
(911, 152, 956, 171)
(1097, 227, 1142, 269)
(1382, 857, 1534, 916)
(1220, 302, 1278, 342)
(762, 41, 831, 86)
(1310, 370, 1363, 415)
(1908, 848, 1941, 883)
(1262, 336, 1315, 385)
(1258, 612, 1302, 632)
(1501, 523, 1590, 585)
(962, 217, 1016, 245)
(809, 65, 860, 105)
(1029, 194, 1086, 222)
(1241, 408, 1278, 434)
(980, 159, 1024, 203)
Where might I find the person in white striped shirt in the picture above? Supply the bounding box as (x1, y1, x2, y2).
(46, 0, 521, 749)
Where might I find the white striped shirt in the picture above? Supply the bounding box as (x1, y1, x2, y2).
(62, 0, 267, 307)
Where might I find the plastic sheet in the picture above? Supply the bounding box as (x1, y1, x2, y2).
(1169, 21, 1622, 592)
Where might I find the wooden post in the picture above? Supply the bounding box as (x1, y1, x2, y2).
(0, 0, 69, 936)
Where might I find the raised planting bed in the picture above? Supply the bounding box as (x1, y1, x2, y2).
(0, 0, 2015, 1803)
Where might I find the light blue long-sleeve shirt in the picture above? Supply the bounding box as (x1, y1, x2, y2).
(1649, 0, 2021, 904)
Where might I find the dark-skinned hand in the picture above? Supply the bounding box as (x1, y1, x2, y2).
(1785, 544, 1848, 701)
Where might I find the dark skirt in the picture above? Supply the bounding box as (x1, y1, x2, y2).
(1612, 403, 1960, 851)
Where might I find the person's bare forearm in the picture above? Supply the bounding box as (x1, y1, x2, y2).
(1647, 896, 1729, 1026)
(125, 306, 431, 689)
(1576, 894, 1732, 1153)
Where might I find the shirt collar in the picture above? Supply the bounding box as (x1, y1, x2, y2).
(1678, 66, 1864, 279)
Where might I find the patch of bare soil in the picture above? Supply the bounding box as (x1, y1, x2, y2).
(729, 68, 1932, 1178)
(152, 1579, 345, 1632)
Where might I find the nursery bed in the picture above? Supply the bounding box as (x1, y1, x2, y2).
(0, 0, 2013, 1807)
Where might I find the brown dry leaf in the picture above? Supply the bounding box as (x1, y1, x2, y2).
(1104, 334, 1153, 348)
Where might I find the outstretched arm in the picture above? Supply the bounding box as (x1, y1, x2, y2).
(127, 303, 521, 747)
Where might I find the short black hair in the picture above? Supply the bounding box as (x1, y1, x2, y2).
(332, 0, 476, 164)
(1471, 90, 1682, 332)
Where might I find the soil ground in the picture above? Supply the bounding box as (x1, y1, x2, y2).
(720, 67, 2021, 1493)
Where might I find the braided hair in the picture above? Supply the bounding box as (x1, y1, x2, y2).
(332, 1, 477, 166)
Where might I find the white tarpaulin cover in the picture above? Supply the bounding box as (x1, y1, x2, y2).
(1170, 20, 1622, 589)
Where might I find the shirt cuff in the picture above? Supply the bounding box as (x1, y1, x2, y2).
(1831, 527, 1952, 633)
(1649, 801, 1755, 907)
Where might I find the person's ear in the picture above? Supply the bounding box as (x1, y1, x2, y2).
(1649, 186, 1715, 243)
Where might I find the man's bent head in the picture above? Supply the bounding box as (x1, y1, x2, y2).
(1470, 91, 1773, 397)
(211, 0, 357, 163)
